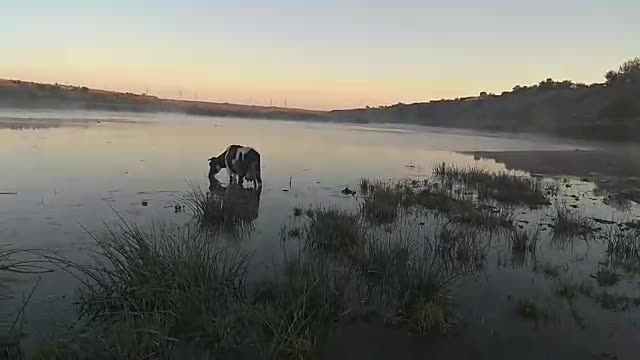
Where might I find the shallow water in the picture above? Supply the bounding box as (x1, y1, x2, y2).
(1, 109, 639, 359)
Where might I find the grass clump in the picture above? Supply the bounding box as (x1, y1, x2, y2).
(516, 298, 540, 320)
(434, 225, 487, 273)
(305, 208, 364, 253)
(433, 162, 549, 207)
(57, 222, 253, 354)
(592, 268, 622, 287)
(552, 206, 595, 238)
(359, 179, 408, 224)
(607, 227, 640, 263)
(360, 177, 513, 229)
(555, 281, 579, 301)
(251, 256, 351, 359)
(407, 186, 513, 229)
(355, 239, 458, 335)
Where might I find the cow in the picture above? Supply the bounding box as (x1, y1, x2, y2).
(208, 145, 262, 188)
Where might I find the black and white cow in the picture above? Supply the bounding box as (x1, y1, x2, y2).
(208, 145, 262, 188)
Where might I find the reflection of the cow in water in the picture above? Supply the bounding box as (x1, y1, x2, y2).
(208, 178, 261, 228)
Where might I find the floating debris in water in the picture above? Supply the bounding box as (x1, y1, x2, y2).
(174, 204, 183, 213)
(141, 200, 148, 207)
(0, 192, 18, 195)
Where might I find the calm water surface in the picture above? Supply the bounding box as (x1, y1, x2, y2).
(0, 110, 638, 359)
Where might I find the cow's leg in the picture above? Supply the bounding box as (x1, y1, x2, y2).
(226, 168, 234, 184)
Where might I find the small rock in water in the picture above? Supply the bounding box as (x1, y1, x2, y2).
(141, 200, 148, 207)
(341, 187, 356, 196)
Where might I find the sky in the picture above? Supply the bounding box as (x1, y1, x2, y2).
(1, 1, 639, 110)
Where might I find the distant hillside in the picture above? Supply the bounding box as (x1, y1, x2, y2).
(0, 79, 324, 121)
(330, 59, 640, 141)
(3, 59, 640, 142)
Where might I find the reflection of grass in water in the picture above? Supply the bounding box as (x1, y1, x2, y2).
(1, 248, 52, 358)
(509, 227, 540, 267)
(0, 248, 51, 275)
(552, 206, 595, 238)
(433, 162, 550, 206)
(185, 183, 255, 236)
(607, 227, 640, 265)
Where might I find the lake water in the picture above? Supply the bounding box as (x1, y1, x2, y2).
(1, 109, 639, 359)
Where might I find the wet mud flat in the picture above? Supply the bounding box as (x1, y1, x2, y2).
(472, 149, 640, 204)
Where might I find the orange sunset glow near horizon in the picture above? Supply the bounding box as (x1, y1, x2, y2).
(2, 0, 639, 110)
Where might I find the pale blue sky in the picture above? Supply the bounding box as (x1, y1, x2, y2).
(1, 0, 638, 109)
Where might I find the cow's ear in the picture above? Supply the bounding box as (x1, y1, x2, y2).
(208, 156, 215, 162)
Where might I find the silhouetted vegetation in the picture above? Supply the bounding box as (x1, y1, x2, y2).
(331, 59, 640, 142)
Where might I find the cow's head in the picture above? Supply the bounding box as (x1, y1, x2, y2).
(208, 156, 224, 179)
